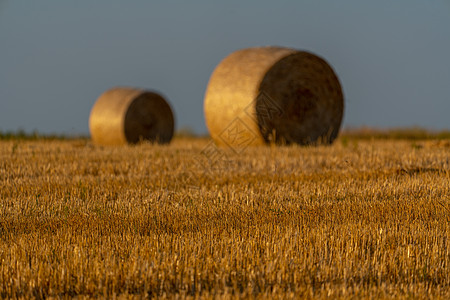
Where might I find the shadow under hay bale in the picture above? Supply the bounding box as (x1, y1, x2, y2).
(204, 46, 344, 148)
(89, 87, 174, 145)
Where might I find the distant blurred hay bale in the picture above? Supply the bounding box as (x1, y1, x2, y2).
(89, 87, 174, 145)
(204, 46, 344, 147)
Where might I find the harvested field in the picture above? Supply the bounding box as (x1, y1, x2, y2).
(0, 136, 449, 298)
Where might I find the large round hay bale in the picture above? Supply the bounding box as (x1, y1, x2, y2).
(89, 87, 174, 145)
(204, 46, 344, 147)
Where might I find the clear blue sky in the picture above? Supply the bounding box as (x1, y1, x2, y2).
(1, 0, 449, 135)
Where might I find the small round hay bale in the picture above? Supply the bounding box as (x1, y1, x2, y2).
(204, 46, 344, 147)
(89, 87, 174, 145)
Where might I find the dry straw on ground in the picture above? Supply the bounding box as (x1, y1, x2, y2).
(204, 46, 344, 147)
(89, 87, 174, 145)
(0, 137, 449, 298)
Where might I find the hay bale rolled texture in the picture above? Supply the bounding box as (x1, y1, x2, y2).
(89, 87, 174, 145)
(204, 46, 344, 147)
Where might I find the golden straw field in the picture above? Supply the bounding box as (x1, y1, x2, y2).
(0, 134, 449, 298)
